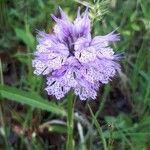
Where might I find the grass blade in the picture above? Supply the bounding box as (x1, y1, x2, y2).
(88, 103, 108, 150)
(0, 85, 66, 116)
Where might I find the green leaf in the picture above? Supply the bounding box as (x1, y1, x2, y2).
(48, 125, 67, 133)
(140, 0, 150, 20)
(15, 27, 35, 50)
(13, 52, 29, 64)
(0, 85, 66, 116)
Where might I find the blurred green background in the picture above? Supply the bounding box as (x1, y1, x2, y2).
(0, 0, 150, 149)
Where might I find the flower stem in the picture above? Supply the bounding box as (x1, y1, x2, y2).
(66, 92, 75, 150)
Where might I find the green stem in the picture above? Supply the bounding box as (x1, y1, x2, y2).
(66, 92, 75, 150)
(0, 58, 9, 148)
(0, 58, 4, 85)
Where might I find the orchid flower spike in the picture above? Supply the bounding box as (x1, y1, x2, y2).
(32, 7, 121, 100)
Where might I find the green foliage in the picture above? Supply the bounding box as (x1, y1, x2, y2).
(0, 85, 66, 116)
(88, 103, 108, 150)
(15, 27, 35, 51)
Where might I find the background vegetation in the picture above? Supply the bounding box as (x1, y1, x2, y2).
(0, 0, 150, 149)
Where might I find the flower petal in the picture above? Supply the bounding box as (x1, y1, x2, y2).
(73, 7, 91, 38)
(75, 47, 96, 63)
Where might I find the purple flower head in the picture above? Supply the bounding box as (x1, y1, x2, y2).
(32, 7, 121, 100)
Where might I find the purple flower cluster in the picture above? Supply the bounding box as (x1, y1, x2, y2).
(32, 7, 121, 100)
